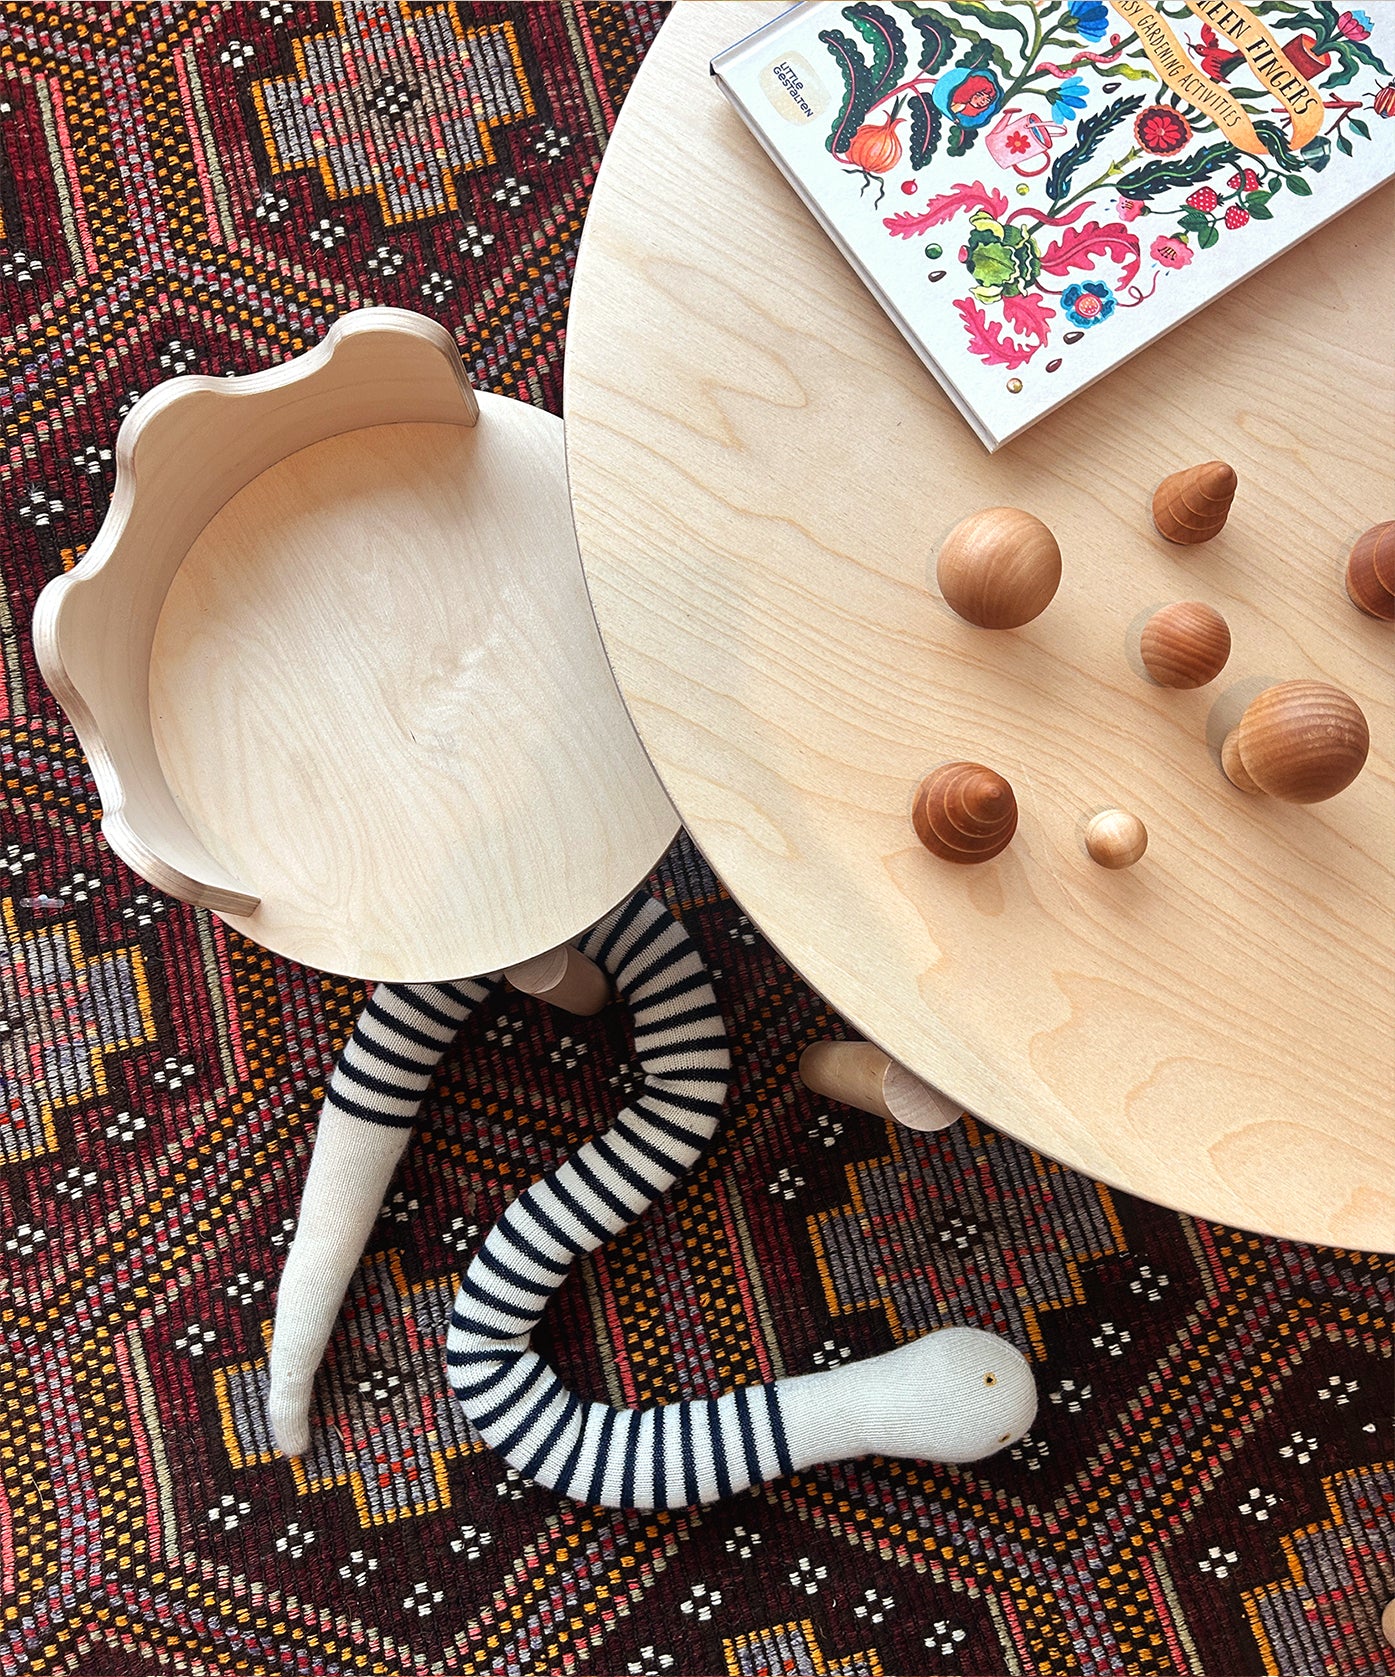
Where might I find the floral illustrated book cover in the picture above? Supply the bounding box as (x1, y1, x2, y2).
(711, 1, 1395, 450)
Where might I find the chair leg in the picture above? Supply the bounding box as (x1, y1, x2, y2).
(798, 1040, 963, 1133)
(505, 942, 613, 1016)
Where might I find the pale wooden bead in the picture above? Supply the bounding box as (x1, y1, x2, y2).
(1222, 680, 1369, 803)
(1085, 809, 1148, 869)
(936, 507, 1061, 629)
(1345, 521, 1395, 620)
(912, 761, 1017, 863)
(1152, 460, 1236, 545)
(1140, 600, 1231, 688)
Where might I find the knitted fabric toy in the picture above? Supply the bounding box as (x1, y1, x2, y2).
(269, 891, 1037, 1506)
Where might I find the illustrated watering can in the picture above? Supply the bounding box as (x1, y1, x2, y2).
(985, 108, 1067, 175)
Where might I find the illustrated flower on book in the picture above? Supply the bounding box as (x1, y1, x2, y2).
(1051, 76, 1089, 125)
(1150, 233, 1193, 269)
(1067, 1, 1111, 44)
(1134, 105, 1192, 155)
(1061, 282, 1115, 328)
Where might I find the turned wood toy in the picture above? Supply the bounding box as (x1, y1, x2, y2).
(912, 761, 1018, 863)
(1152, 460, 1237, 545)
(936, 506, 1061, 628)
(1345, 520, 1394, 620)
(798, 1040, 962, 1132)
(1221, 680, 1369, 803)
(1085, 809, 1148, 869)
(1139, 600, 1231, 688)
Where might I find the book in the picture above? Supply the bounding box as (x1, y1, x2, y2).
(711, 1, 1395, 451)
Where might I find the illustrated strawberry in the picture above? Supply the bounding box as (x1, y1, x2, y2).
(1186, 187, 1219, 211)
(1227, 169, 1260, 191)
(1224, 204, 1251, 230)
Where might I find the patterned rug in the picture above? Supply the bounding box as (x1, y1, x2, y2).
(1, 5, 1392, 1674)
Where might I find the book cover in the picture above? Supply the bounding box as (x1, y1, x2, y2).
(711, 2, 1395, 450)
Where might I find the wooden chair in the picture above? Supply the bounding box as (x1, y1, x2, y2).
(32, 307, 677, 995)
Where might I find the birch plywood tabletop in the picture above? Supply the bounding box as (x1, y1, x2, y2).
(563, 3, 1395, 1251)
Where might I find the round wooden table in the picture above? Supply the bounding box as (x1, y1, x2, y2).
(563, 3, 1394, 1252)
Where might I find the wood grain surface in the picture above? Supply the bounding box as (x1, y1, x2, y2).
(37, 310, 677, 981)
(563, 4, 1394, 1250)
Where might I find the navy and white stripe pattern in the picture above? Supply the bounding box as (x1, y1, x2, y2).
(278, 891, 1039, 1495)
(322, 975, 502, 1129)
(445, 891, 797, 1507)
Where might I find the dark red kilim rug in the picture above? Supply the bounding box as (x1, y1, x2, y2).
(1, 5, 1392, 1674)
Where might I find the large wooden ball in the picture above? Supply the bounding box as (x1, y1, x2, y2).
(912, 761, 1018, 862)
(1345, 521, 1395, 621)
(936, 507, 1061, 629)
(1140, 601, 1231, 688)
(1222, 680, 1369, 803)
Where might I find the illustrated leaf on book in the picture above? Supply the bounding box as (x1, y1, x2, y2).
(883, 180, 1010, 237)
(910, 14, 957, 76)
(1039, 220, 1141, 288)
(1255, 120, 1332, 173)
(819, 2, 907, 157)
(906, 89, 942, 170)
(1045, 95, 1146, 203)
(936, 0, 1023, 74)
(1115, 142, 1235, 200)
(953, 296, 1052, 369)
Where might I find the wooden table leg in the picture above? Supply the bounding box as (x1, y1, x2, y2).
(798, 1040, 964, 1133)
(505, 943, 614, 1016)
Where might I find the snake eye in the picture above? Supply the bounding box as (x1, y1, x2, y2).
(984, 1372, 998, 1386)
(999, 1432, 1012, 1443)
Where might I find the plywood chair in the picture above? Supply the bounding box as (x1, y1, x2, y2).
(33, 308, 1035, 1505)
(32, 306, 677, 984)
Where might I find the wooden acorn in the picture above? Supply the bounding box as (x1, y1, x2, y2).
(1085, 809, 1148, 869)
(912, 761, 1017, 862)
(936, 507, 1061, 629)
(1344, 520, 1394, 621)
(1140, 600, 1231, 688)
(1221, 680, 1369, 803)
(1152, 460, 1236, 545)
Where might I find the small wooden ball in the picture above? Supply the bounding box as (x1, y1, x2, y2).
(1152, 460, 1236, 545)
(1139, 600, 1231, 688)
(1085, 809, 1148, 869)
(936, 507, 1061, 629)
(912, 761, 1017, 863)
(1345, 521, 1395, 620)
(1221, 679, 1369, 804)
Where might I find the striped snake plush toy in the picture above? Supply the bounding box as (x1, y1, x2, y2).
(268, 890, 1036, 1507)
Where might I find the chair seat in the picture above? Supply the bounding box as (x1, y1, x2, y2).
(34, 309, 677, 980)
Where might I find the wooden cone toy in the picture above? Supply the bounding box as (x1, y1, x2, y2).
(912, 761, 1018, 863)
(1152, 461, 1237, 545)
